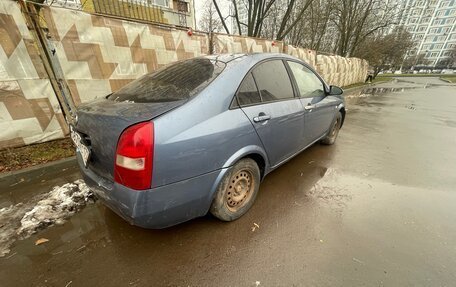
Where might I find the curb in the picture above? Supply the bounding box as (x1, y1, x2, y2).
(0, 156, 78, 187)
(439, 77, 453, 83)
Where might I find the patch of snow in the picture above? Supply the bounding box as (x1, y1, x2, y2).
(0, 204, 26, 257)
(0, 180, 95, 257)
(18, 180, 95, 236)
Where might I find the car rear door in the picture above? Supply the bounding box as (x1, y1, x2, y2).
(286, 61, 336, 144)
(237, 60, 305, 167)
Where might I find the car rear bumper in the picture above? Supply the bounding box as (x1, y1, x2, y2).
(77, 155, 227, 228)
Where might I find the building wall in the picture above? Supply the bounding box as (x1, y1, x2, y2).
(399, 0, 456, 66)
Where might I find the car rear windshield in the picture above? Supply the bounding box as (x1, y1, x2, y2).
(108, 58, 225, 103)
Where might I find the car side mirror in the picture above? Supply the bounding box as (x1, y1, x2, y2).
(328, 85, 343, 96)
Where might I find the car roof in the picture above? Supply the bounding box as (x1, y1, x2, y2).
(204, 53, 297, 64)
(204, 54, 247, 63)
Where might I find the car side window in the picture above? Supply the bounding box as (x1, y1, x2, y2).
(237, 73, 262, 106)
(252, 60, 294, 103)
(287, 61, 325, 98)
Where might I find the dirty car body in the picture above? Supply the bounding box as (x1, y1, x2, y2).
(73, 53, 345, 228)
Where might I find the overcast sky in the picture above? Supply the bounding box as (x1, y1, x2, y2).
(194, 0, 230, 30)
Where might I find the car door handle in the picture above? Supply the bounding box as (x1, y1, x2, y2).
(304, 104, 316, 110)
(253, 114, 271, 123)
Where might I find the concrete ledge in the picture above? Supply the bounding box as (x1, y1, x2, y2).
(0, 156, 78, 187)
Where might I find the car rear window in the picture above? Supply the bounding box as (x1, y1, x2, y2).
(108, 58, 225, 103)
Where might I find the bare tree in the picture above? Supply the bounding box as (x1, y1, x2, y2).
(264, 0, 399, 55)
(198, 0, 223, 33)
(199, 0, 224, 54)
(288, 0, 334, 51)
(213, 0, 314, 39)
(354, 27, 414, 77)
(210, 0, 403, 62)
(274, 0, 314, 40)
(258, 1, 286, 39)
(333, 0, 400, 57)
(212, 0, 231, 34)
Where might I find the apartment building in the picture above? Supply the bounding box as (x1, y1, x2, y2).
(45, 0, 196, 29)
(398, 0, 456, 67)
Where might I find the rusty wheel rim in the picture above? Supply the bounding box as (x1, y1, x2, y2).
(226, 169, 254, 212)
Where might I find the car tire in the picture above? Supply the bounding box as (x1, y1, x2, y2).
(321, 112, 342, 145)
(210, 158, 261, 222)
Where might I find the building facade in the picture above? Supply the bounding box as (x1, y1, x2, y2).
(45, 0, 196, 29)
(398, 0, 456, 67)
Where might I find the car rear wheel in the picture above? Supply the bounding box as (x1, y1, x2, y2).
(321, 112, 342, 145)
(210, 158, 260, 221)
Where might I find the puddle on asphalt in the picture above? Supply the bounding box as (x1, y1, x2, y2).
(344, 84, 427, 110)
(345, 87, 418, 99)
(345, 78, 452, 100)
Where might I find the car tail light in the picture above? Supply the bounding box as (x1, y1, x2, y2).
(114, 122, 154, 190)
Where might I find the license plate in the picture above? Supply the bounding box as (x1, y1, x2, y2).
(70, 126, 90, 167)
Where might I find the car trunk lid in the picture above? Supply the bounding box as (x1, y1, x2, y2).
(74, 98, 184, 181)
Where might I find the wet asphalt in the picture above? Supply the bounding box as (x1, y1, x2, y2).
(1, 77, 456, 286)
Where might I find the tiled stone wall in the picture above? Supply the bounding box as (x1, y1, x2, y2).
(213, 34, 283, 54)
(0, 1, 67, 149)
(42, 5, 209, 105)
(283, 45, 317, 68)
(213, 40, 368, 87)
(315, 55, 369, 87)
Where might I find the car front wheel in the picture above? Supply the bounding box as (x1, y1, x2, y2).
(321, 112, 342, 145)
(210, 158, 260, 221)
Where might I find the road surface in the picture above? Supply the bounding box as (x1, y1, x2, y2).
(1, 77, 456, 286)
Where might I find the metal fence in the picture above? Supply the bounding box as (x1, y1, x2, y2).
(91, 0, 165, 23)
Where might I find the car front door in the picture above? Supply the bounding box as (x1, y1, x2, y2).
(237, 60, 305, 167)
(286, 61, 337, 145)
